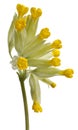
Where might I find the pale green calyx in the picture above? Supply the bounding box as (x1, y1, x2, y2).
(32, 67, 61, 78)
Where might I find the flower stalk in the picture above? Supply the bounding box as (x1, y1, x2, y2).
(17, 72, 29, 130)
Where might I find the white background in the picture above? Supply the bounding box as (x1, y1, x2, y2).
(0, 0, 78, 130)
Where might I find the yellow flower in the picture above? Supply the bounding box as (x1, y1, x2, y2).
(50, 57, 61, 66)
(52, 49, 60, 57)
(30, 7, 42, 20)
(17, 57, 28, 70)
(32, 102, 42, 112)
(51, 39, 62, 49)
(39, 28, 50, 39)
(15, 18, 26, 31)
(60, 69, 74, 78)
(16, 4, 29, 16)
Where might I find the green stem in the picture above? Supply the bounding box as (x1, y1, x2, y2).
(18, 74, 29, 130)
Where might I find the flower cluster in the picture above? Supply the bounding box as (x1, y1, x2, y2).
(8, 4, 74, 113)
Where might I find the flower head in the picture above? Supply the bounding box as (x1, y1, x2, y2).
(8, 3, 74, 113)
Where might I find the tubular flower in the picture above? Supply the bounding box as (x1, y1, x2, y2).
(8, 3, 74, 116)
(32, 102, 42, 112)
(60, 69, 74, 78)
(39, 28, 50, 39)
(15, 18, 26, 31)
(30, 7, 42, 20)
(16, 4, 29, 16)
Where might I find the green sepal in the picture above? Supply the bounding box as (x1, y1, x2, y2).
(29, 73, 41, 103)
(28, 59, 50, 68)
(25, 15, 39, 42)
(17, 70, 29, 81)
(8, 13, 17, 57)
(14, 29, 27, 55)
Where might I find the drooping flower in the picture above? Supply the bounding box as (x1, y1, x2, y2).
(8, 3, 74, 114)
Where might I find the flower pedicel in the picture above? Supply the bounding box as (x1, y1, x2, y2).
(8, 3, 74, 130)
